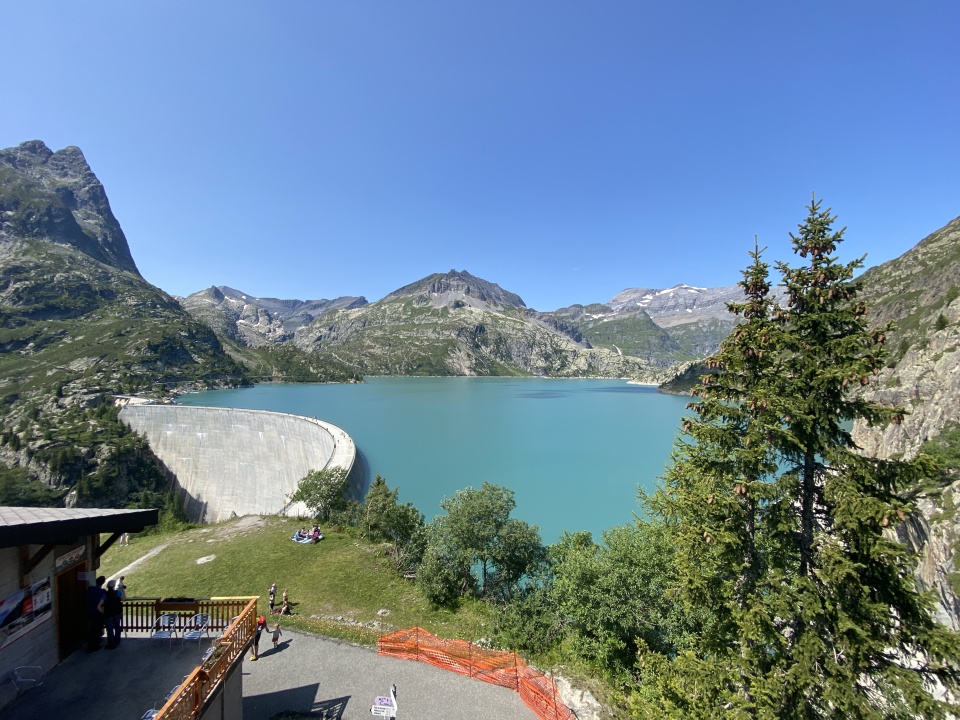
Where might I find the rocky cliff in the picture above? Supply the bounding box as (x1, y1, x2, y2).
(0, 140, 251, 506)
(179, 285, 368, 348)
(852, 305, 960, 461)
(851, 214, 960, 632)
(892, 479, 960, 632)
(552, 284, 747, 364)
(608, 283, 742, 325)
(0, 140, 139, 274)
(852, 215, 960, 459)
(181, 286, 292, 347)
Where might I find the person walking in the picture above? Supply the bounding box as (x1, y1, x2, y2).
(104, 579, 123, 649)
(271, 622, 282, 648)
(115, 576, 126, 600)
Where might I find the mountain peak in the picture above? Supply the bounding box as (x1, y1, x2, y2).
(607, 283, 745, 329)
(0, 140, 139, 275)
(382, 269, 526, 310)
(12, 139, 55, 162)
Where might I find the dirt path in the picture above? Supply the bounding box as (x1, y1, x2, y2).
(107, 542, 168, 582)
(107, 515, 268, 583)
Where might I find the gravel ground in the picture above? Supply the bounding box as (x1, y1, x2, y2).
(243, 629, 539, 720)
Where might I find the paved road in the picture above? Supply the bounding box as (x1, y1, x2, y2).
(244, 629, 538, 719)
(0, 629, 538, 720)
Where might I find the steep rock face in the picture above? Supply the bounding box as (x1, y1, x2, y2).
(851, 312, 960, 631)
(608, 283, 744, 327)
(215, 286, 368, 327)
(528, 312, 590, 347)
(852, 215, 960, 461)
(179, 286, 368, 348)
(851, 214, 960, 633)
(0, 140, 139, 274)
(0, 141, 250, 501)
(852, 305, 960, 460)
(552, 284, 748, 362)
(893, 480, 960, 631)
(180, 286, 294, 347)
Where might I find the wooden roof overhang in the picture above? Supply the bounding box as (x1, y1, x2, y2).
(0, 506, 159, 577)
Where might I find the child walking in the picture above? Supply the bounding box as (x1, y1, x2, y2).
(272, 622, 283, 648)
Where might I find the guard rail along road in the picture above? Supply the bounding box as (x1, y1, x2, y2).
(119, 404, 357, 523)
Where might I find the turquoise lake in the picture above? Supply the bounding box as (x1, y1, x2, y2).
(176, 377, 691, 544)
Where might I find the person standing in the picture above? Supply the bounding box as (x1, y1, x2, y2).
(251, 615, 267, 661)
(271, 622, 282, 648)
(104, 579, 123, 649)
(268, 583, 277, 613)
(86, 575, 106, 652)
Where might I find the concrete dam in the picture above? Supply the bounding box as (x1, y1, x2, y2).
(119, 404, 357, 523)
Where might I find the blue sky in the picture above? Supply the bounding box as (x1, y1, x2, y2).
(2, 2, 958, 311)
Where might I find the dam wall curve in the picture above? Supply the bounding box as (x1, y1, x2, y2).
(119, 404, 356, 524)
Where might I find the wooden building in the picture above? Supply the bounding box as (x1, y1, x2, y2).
(0, 506, 157, 709)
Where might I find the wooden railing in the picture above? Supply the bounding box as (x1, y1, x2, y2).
(121, 597, 258, 720)
(122, 597, 253, 634)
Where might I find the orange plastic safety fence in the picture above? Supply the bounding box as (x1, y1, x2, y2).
(378, 628, 575, 720)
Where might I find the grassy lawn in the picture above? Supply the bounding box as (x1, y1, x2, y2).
(99, 515, 494, 646)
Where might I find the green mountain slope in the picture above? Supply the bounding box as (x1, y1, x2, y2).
(293, 274, 664, 380)
(0, 141, 254, 507)
(851, 214, 960, 460)
(0, 239, 253, 504)
(551, 303, 694, 367)
(857, 215, 960, 364)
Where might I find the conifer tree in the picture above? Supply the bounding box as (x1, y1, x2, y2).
(643, 198, 960, 718)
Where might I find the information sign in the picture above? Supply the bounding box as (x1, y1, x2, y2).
(371, 693, 396, 717)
